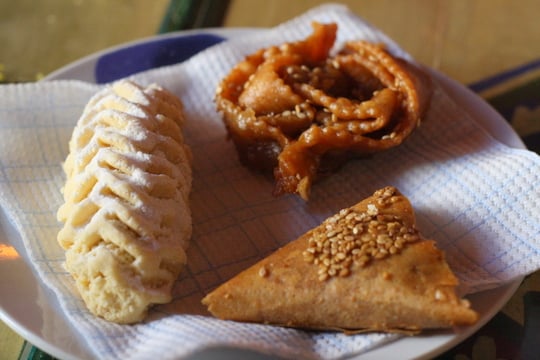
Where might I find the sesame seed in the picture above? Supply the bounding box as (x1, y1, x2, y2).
(258, 266, 269, 278)
(304, 187, 420, 281)
(434, 289, 447, 301)
(366, 204, 379, 216)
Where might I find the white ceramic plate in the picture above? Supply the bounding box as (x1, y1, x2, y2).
(0, 29, 524, 360)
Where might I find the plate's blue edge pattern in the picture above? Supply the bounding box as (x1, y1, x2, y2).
(95, 33, 226, 83)
(468, 58, 540, 93)
(469, 58, 540, 153)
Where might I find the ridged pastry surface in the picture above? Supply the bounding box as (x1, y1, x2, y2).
(57, 80, 192, 324)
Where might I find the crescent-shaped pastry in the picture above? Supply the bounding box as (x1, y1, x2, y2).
(57, 80, 192, 324)
(202, 187, 477, 332)
(216, 23, 432, 200)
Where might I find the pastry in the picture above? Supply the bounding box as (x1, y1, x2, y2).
(216, 22, 432, 200)
(57, 80, 192, 324)
(202, 187, 477, 332)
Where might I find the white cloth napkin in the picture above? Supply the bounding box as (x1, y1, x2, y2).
(1, 4, 540, 360)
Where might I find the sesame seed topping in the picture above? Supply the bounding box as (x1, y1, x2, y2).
(366, 204, 378, 216)
(303, 187, 420, 281)
(258, 266, 269, 278)
(434, 289, 447, 301)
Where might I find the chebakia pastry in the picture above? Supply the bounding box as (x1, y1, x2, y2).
(216, 23, 433, 200)
(202, 186, 477, 333)
(57, 80, 192, 324)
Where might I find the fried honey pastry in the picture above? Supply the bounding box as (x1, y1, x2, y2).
(202, 187, 477, 333)
(57, 80, 192, 324)
(216, 23, 432, 200)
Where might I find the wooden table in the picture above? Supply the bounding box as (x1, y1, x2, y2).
(224, 0, 540, 85)
(1, 1, 539, 359)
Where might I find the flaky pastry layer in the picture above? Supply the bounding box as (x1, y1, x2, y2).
(203, 187, 478, 332)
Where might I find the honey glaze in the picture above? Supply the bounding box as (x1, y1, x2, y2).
(216, 22, 432, 200)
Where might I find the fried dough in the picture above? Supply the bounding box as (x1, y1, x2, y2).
(216, 22, 433, 200)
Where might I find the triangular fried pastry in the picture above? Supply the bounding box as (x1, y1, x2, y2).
(202, 186, 478, 332)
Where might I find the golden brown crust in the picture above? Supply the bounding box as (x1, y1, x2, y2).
(202, 187, 477, 332)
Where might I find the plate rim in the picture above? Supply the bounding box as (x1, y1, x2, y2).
(43, 27, 253, 83)
(1, 27, 524, 360)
